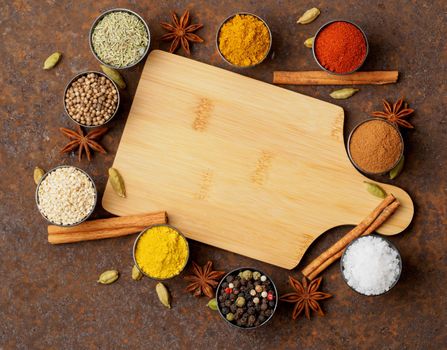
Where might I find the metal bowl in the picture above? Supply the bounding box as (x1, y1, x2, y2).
(89, 8, 151, 69)
(216, 12, 272, 68)
(312, 19, 369, 75)
(63, 70, 120, 128)
(216, 267, 278, 329)
(347, 118, 404, 175)
(132, 224, 190, 280)
(35, 165, 97, 227)
(340, 234, 402, 296)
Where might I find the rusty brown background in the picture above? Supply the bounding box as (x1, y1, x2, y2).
(1, 0, 446, 349)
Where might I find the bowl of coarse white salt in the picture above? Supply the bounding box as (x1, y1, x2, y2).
(340, 235, 402, 296)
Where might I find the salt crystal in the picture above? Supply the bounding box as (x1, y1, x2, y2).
(342, 236, 401, 296)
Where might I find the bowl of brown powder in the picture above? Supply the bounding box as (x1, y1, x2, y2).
(347, 119, 404, 175)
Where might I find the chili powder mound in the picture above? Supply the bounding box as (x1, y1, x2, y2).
(349, 119, 403, 174)
(315, 21, 367, 74)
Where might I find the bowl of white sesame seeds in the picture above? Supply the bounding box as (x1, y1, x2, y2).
(35, 165, 97, 227)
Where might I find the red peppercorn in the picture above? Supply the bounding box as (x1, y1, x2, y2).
(224, 287, 232, 294)
(267, 292, 274, 301)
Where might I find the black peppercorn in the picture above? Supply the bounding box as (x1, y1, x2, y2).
(233, 280, 241, 288)
(218, 270, 276, 328)
(248, 315, 256, 326)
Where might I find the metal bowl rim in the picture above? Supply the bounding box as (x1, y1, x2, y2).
(340, 234, 403, 297)
(63, 70, 120, 128)
(215, 267, 279, 329)
(347, 118, 404, 175)
(132, 224, 190, 281)
(215, 12, 272, 68)
(88, 8, 151, 70)
(35, 165, 97, 227)
(312, 19, 369, 75)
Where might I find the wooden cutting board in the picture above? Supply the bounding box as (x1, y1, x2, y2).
(103, 50, 413, 269)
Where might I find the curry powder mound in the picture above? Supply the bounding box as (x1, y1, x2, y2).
(218, 14, 270, 67)
(135, 225, 188, 279)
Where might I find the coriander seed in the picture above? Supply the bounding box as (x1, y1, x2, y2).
(64, 72, 118, 127)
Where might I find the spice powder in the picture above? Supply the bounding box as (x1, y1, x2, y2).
(135, 225, 188, 279)
(349, 119, 403, 174)
(314, 21, 367, 74)
(218, 14, 270, 67)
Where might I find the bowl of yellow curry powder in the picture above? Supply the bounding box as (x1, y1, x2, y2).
(133, 224, 189, 280)
(217, 13, 272, 68)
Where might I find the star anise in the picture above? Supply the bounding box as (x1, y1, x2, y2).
(60, 125, 108, 161)
(280, 276, 332, 320)
(371, 97, 415, 129)
(185, 261, 225, 298)
(160, 10, 204, 56)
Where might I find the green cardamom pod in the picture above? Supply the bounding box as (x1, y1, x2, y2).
(389, 156, 405, 179)
(156, 282, 171, 309)
(108, 168, 126, 198)
(364, 181, 387, 199)
(43, 52, 62, 70)
(132, 265, 143, 281)
(97, 270, 119, 284)
(34, 166, 45, 185)
(330, 88, 359, 100)
(100, 65, 126, 89)
(297, 8, 320, 24)
(207, 298, 218, 311)
(304, 37, 314, 48)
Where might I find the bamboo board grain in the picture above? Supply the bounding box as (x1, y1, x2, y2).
(103, 50, 413, 269)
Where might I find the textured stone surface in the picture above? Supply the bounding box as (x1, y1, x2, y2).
(1, 1, 446, 349)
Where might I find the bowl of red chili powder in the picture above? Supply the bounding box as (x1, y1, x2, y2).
(313, 20, 368, 74)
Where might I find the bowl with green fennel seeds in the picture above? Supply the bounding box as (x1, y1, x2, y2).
(89, 8, 150, 69)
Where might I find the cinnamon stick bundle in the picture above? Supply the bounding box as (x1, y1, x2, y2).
(273, 71, 399, 85)
(302, 195, 400, 280)
(48, 211, 167, 244)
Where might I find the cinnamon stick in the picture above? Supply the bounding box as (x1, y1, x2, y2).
(48, 211, 167, 244)
(306, 200, 401, 280)
(301, 194, 396, 278)
(273, 71, 398, 85)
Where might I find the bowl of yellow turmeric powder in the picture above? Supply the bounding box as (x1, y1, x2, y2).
(217, 13, 272, 68)
(133, 224, 189, 280)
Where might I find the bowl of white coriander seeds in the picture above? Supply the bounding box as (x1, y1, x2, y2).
(35, 165, 97, 227)
(63, 71, 120, 127)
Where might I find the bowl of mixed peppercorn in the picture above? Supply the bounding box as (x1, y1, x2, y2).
(216, 267, 278, 329)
